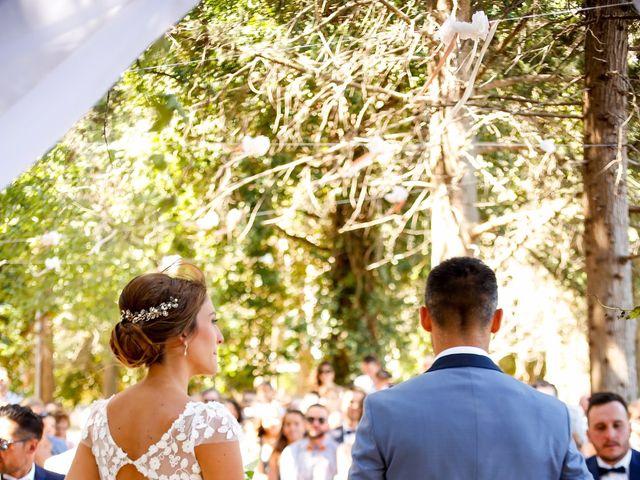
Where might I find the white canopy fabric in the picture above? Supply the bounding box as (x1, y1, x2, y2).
(0, 0, 200, 189)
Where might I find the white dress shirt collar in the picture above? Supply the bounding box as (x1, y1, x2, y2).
(3, 462, 35, 480)
(596, 449, 632, 479)
(435, 346, 489, 361)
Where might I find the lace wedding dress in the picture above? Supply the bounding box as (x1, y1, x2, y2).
(81, 399, 243, 479)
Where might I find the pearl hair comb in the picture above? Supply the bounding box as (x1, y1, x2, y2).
(120, 297, 179, 324)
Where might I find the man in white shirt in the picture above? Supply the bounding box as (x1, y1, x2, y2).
(586, 392, 640, 479)
(0, 404, 64, 480)
(353, 357, 380, 395)
(0, 369, 22, 406)
(280, 404, 338, 480)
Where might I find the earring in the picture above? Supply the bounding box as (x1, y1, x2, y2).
(183, 342, 189, 357)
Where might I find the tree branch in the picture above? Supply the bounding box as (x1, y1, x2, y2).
(477, 74, 577, 92)
(272, 224, 330, 251)
(375, 0, 412, 25)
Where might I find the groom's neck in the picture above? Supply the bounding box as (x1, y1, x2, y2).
(431, 329, 491, 356)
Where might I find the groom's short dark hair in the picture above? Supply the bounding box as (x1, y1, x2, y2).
(425, 257, 498, 331)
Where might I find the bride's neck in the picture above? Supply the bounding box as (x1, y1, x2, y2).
(143, 360, 191, 394)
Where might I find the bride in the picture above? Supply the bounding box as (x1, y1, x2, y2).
(67, 260, 244, 480)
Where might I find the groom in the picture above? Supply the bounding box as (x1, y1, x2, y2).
(349, 257, 591, 479)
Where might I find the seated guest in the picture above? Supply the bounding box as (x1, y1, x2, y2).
(315, 362, 344, 426)
(532, 379, 559, 397)
(353, 356, 380, 394)
(374, 370, 392, 391)
(279, 404, 338, 480)
(0, 404, 64, 479)
(332, 389, 366, 480)
(200, 387, 221, 403)
(331, 388, 365, 445)
(0, 368, 23, 406)
(586, 392, 640, 478)
(532, 379, 588, 451)
(268, 409, 306, 480)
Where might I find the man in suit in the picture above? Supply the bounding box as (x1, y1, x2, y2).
(586, 392, 640, 479)
(349, 256, 591, 479)
(0, 404, 64, 479)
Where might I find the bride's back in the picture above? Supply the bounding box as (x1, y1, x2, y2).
(68, 262, 244, 480)
(107, 387, 190, 478)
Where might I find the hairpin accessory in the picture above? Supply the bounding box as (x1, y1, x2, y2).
(120, 297, 179, 324)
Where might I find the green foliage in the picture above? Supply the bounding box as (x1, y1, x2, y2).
(1, 0, 638, 403)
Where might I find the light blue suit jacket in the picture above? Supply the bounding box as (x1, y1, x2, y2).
(349, 353, 593, 480)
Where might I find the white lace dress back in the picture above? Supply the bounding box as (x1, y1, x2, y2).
(81, 399, 242, 480)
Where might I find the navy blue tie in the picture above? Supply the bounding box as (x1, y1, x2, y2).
(598, 465, 626, 476)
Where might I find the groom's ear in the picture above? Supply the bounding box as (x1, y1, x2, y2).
(490, 308, 503, 334)
(420, 306, 433, 332)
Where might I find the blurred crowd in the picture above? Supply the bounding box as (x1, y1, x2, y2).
(3, 357, 640, 479)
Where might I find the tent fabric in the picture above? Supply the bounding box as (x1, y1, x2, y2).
(0, 0, 200, 189)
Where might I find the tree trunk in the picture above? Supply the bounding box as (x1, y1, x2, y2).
(328, 203, 379, 384)
(34, 311, 54, 402)
(102, 361, 119, 397)
(427, 0, 478, 266)
(583, 0, 636, 398)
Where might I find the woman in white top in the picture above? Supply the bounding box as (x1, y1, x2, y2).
(67, 260, 244, 480)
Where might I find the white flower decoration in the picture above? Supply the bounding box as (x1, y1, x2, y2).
(437, 11, 490, 44)
(44, 257, 61, 271)
(384, 186, 409, 204)
(41, 231, 62, 247)
(367, 136, 396, 164)
(241, 135, 271, 157)
(226, 208, 243, 232)
(539, 139, 557, 154)
(196, 210, 220, 230)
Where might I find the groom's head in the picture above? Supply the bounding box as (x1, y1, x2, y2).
(421, 257, 502, 350)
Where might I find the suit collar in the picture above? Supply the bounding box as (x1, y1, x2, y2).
(588, 449, 640, 479)
(630, 449, 640, 478)
(427, 353, 502, 373)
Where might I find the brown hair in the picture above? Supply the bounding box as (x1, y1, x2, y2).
(110, 260, 208, 368)
(272, 409, 305, 454)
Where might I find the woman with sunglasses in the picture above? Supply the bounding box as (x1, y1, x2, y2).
(67, 260, 243, 480)
(315, 361, 344, 427)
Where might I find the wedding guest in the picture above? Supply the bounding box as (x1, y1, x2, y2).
(353, 356, 380, 394)
(0, 368, 23, 405)
(0, 404, 64, 479)
(254, 409, 282, 478)
(532, 379, 587, 451)
(629, 400, 640, 451)
(267, 409, 306, 480)
(67, 259, 243, 479)
(350, 256, 590, 479)
(331, 388, 365, 445)
(53, 411, 74, 449)
(315, 362, 344, 419)
(333, 389, 366, 480)
(42, 413, 68, 455)
(586, 392, 640, 478)
(374, 370, 392, 391)
(201, 387, 221, 403)
(532, 379, 559, 397)
(224, 398, 244, 425)
(279, 404, 338, 480)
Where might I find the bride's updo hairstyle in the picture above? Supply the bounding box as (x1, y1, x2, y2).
(110, 260, 208, 368)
